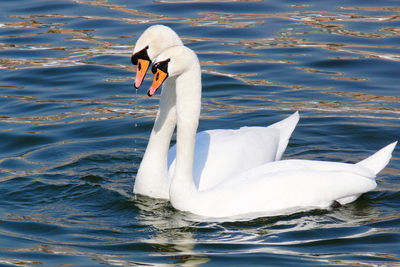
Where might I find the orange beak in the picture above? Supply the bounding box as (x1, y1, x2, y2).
(134, 58, 150, 89)
(148, 69, 168, 97)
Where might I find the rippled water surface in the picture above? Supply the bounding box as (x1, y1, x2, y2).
(0, 0, 399, 265)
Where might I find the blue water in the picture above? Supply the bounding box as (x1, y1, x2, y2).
(0, 0, 399, 265)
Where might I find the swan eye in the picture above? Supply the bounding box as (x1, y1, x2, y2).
(131, 45, 149, 65)
(151, 64, 157, 74)
(151, 58, 170, 75)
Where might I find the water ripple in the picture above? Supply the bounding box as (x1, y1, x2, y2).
(0, 0, 399, 265)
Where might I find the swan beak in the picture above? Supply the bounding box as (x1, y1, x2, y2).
(148, 69, 168, 97)
(134, 59, 150, 89)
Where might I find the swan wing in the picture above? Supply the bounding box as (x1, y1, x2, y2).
(167, 111, 299, 189)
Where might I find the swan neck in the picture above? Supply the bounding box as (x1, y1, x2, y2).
(171, 64, 201, 195)
(134, 78, 177, 198)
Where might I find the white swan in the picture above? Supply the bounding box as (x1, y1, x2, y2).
(148, 45, 397, 219)
(132, 25, 299, 199)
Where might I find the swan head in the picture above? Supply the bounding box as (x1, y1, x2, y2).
(147, 46, 200, 97)
(132, 25, 183, 89)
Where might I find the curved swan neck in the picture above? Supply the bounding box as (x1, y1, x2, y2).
(171, 59, 202, 197)
(134, 78, 177, 198)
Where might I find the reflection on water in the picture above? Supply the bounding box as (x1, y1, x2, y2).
(135, 196, 211, 265)
(0, 0, 399, 265)
(133, 193, 395, 266)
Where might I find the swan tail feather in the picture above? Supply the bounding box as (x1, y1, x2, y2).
(356, 141, 397, 175)
(270, 111, 300, 160)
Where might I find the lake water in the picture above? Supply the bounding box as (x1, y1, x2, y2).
(0, 0, 399, 265)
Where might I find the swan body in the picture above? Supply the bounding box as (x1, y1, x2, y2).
(133, 26, 299, 199)
(148, 45, 397, 219)
(171, 144, 396, 219)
